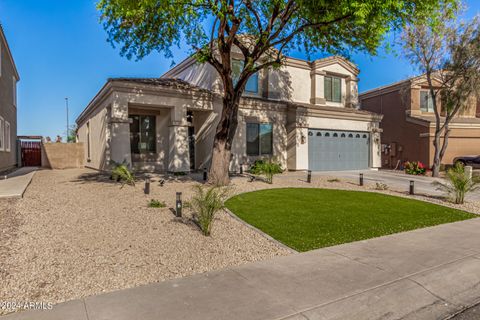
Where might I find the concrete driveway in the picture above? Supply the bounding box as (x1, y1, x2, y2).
(314, 169, 480, 202)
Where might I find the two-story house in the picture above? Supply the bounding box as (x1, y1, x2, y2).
(0, 25, 20, 173)
(360, 75, 480, 169)
(76, 55, 382, 172)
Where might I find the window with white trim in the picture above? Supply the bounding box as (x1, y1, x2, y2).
(420, 90, 435, 112)
(0, 117, 4, 151)
(246, 123, 273, 156)
(232, 59, 259, 94)
(5, 121, 10, 152)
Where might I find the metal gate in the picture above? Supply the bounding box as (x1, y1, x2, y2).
(308, 129, 369, 171)
(21, 141, 42, 167)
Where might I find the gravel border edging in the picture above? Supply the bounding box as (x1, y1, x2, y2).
(223, 207, 298, 254)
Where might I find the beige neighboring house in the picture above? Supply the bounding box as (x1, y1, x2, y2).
(360, 75, 480, 169)
(0, 25, 20, 173)
(76, 55, 382, 173)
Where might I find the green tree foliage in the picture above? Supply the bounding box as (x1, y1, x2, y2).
(98, 0, 459, 185)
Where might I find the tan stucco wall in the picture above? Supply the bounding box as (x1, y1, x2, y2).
(77, 105, 108, 170)
(0, 31, 19, 172)
(41, 143, 85, 169)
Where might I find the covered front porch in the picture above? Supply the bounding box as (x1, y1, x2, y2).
(105, 79, 218, 173)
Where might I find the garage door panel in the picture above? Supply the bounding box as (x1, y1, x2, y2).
(308, 129, 369, 171)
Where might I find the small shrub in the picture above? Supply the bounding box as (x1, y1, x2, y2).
(188, 185, 229, 236)
(375, 182, 389, 190)
(148, 199, 166, 208)
(111, 161, 135, 187)
(327, 178, 340, 183)
(249, 159, 283, 184)
(433, 162, 480, 204)
(404, 161, 426, 175)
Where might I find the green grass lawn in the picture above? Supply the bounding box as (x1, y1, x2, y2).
(225, 188, 477, 252)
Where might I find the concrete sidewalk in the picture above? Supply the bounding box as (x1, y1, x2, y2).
(3, 218, 480, 320)
(0, 167, 37, 198)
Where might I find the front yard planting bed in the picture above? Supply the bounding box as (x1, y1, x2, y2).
(225, 188, 477, 252)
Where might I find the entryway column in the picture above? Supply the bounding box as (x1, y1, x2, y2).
(168, 105, 190, 172)
(109, 96, 132, 167)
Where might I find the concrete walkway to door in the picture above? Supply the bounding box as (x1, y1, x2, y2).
(0, 167, 37, 198)
(3, 217, 480, 320)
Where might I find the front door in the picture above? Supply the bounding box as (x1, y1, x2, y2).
(188, 126, 195, 170)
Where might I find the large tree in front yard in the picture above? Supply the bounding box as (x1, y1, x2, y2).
(401, 11, 480, 177)
(98, 0, 459, 185)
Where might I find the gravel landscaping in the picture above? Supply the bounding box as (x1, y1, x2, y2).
(1, 168, 479, 315)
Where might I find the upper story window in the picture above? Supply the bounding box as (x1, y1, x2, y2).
(420, 90, 435, 112)
(246, 123, 272, 156)
(129, 115, 156, 154)
(324, 76, 342, 103)
(232, 60, 259, 94)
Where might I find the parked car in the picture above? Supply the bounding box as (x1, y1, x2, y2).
(453, 155, 480, 168)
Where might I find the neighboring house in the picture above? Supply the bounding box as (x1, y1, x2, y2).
(360, 75, 480, 169)
(0, 25, 19, 173)
(76, 55, 382, 173)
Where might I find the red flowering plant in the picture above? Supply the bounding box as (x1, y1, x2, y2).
(404, 161, 427, 175)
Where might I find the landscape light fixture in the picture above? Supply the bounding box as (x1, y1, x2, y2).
(144, 177, 150, 195)
(409, 180, 415, 195)
(176, 192, 182, 217)
(307, 170, 312, 183)
(359, 173, 364, 186)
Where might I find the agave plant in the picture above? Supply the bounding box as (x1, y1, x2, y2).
(188, 185, 229, 236)
(433, 163, 480, 204)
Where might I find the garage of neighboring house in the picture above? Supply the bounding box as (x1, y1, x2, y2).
(307, 129, 370, 171)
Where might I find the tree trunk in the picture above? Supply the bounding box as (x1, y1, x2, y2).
(432, 128, 442, 177)
(208, 95, 240, 186)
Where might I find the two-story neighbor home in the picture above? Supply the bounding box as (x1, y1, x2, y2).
(0, 25, 20, 173)
(76, 55, 382, 173)
(360, 75, 480, 169)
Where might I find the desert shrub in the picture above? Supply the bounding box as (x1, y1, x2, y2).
(433, 162, 480, 204)
(188, 185, 229, 236)
(375, 182, 389, 190)
(249, 159, 283, 184)
(404, 161, 426, 175)
(148, 199, 166, 208)
(111, 161, 135, 187)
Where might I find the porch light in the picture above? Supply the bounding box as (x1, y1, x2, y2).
(409, 181, 415, 195)
(176, 192, 182, 217)
(307, 170, 312, 183)
(359, 173, 364, 186)
(144, 177, 150, 195)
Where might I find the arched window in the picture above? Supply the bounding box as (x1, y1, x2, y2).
(333, 133, 338, 137)
(308, 131, 313, 136)
(325, 132, 330, 137)
(362, 134, 367, 138)
(341, 133, 346, 138)
(348, 133, 353, 138)
(316, 132, 322, 136)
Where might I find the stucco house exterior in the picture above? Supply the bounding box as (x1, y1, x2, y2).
(359, 75, 480, 169)
(0, 25, 19, 173)
(76, 55, 382, 173)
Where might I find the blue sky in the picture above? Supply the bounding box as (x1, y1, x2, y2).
(1, 1, 479, 139)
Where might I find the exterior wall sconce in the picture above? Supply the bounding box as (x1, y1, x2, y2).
(300, 133, 306, 144)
